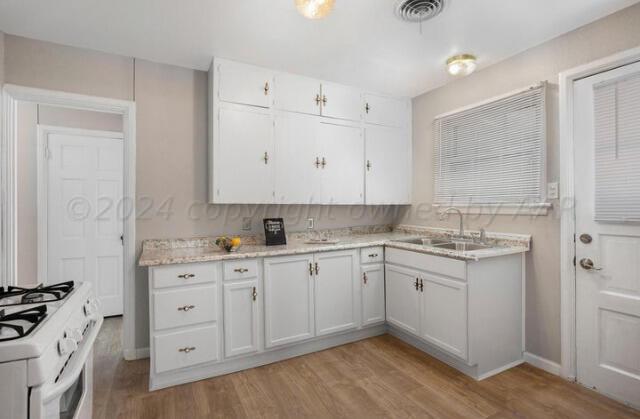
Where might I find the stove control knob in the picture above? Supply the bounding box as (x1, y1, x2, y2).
(58, 337, 78, 356)
(83, 301, 99, 320)
(64, 328, 83, 343)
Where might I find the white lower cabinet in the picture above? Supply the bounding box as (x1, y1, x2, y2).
(385, 264, 421, 335)
(154, 324, 219, 374)
(223, 280, 259, 358)
(420, 273, 468, 360)
(314, 250, 358, 336)
(264, 254, 315, 348)
(361, 263, 385, 326)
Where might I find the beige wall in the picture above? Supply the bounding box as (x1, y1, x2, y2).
(0, 32, 4, 84)
(401, 3, 640, 362)
(3, 35, 398, 349)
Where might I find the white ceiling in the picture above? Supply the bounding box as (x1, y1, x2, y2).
(0, 0, 637, 97)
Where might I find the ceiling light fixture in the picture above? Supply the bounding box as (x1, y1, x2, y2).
(295, 0, 335, 19)
(446, 54, 477, 76)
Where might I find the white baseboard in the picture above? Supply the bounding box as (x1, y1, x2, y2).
(524, 352, 561, 376)
(123, 347, 150, 361)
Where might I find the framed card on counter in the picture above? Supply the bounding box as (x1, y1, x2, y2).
(263, 218, 286, 246)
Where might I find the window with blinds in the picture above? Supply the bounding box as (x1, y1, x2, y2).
(593, 73, 640, 222)
(434, 85, 546, 206)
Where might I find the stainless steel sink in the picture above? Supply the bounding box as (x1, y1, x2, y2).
(395, 237, 451, 246)
(433, 242, 491, 251)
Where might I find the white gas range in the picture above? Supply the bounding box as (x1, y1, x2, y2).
(0, 282, 103, 419)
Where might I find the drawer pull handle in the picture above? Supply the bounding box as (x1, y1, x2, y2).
(368, 253, 378, 258)
(315, 262, 319, 275)
(252, 286, 257, 301)
(309, 262, 314, 276)
(419, 278, 424, 292)
(414, 278, 419, 291)
(234, 268, 249, 273)
(177, 273, 195, 279)
(178, 346, 196, 354)
(177, 305, 196, 312)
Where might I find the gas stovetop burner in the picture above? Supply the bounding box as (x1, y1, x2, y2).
(0, 305, 48, 341)
(0, 281, 75, 307)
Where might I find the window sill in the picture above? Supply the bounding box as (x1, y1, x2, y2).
(432, 203, 553, 216)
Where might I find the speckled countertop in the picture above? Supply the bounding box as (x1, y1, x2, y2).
(139, 225, 531, 267)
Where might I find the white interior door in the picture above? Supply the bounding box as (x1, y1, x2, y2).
(45, 128, 124, 316)
(574, 60, 640, 408)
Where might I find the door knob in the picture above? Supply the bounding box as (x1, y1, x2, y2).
(579, 258, 602, 271)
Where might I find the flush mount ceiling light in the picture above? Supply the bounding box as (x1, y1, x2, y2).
(295, 0, 335, 19)
(446, 54, 477, 76)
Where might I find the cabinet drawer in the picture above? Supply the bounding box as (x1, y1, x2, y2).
(360, 247, 384, 264)
(153, 285, 217, 331)
(223, 259, 259, 281)
(152, 263, 217, 289)
(385, 247, 466, 280)
(154, 324, 219, 374)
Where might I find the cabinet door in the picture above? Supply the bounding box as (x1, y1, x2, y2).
(363, 94, 407, 127)
(264, 254, 315, 348)
(385, 264, 421, 336)
(274, 73, 321, 115)
(362, 264, 385, 326)
(420, 274, 468, 360)
(365, 125, 411, 204)
(318, 122, 364, 204)
(314, 250, 358, 336)
(223, 280, 259, 358)
(216, 106, 274, 203)
(274, 113, 321, 204)
(320, 82, 362, 121)
(217, 60, 273, 108)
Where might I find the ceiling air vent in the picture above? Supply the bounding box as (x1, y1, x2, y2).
(394, 0, 446, 23)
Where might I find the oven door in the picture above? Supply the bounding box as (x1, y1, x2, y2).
(30, 316, 102, 419)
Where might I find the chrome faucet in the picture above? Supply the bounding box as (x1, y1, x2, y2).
(440, 207, 464, 238)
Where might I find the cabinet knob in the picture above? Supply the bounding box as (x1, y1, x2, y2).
(363, 273, 368, 284)
(178, 304, 196, 312)
(368, 253, 378, 258)
(366, 160, 372, 171)
(419, 278, 424, 292)
(321, 157, 326, 168)
(264, 82, 270, 95)
(315, 262, 320, 275)
(315, 157, 321, 168)
(234, 268, 249, 273)
(252, 286, 258, 301)
(263, 151, 269, 164)
(365, 103, 371, 114)
(322, 95, 327, 105)
(315, 94, 322, 106)
(309, 262, 314, 276)
(414, 278, 419, 291)
(178, 346, 196, 354)
(177, 273, 195, 279)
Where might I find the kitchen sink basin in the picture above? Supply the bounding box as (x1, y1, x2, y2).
(395, 237, 451, 246)
(433, 242, 491, 251)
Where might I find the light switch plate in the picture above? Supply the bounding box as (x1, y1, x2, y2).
(307, 218, 314, 230)
(241, 217, 252, 231)
(547, 182, 559, 199)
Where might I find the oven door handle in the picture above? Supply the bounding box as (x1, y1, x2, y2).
(41, 315, 103, 403)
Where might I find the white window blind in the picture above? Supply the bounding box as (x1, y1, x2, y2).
(593, 72, 640, 222)
(434, 85, 546, 206)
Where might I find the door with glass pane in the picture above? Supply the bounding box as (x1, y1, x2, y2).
(574, 60, 640, 408)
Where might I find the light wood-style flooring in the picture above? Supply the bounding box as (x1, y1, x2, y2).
(94, 317, 639, 419)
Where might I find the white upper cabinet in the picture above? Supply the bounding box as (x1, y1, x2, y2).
(274, 73, 322, 115)
(217, 60, 274, 108)
(209, 57, 411, 205)
(215, 106, 274, 203)
(274, 112, 321, 204)
(365, 125, 411, 204)
(320, 82, 362, 122)
(363, 93, 407, 127)
(318, 122, 364, 204)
